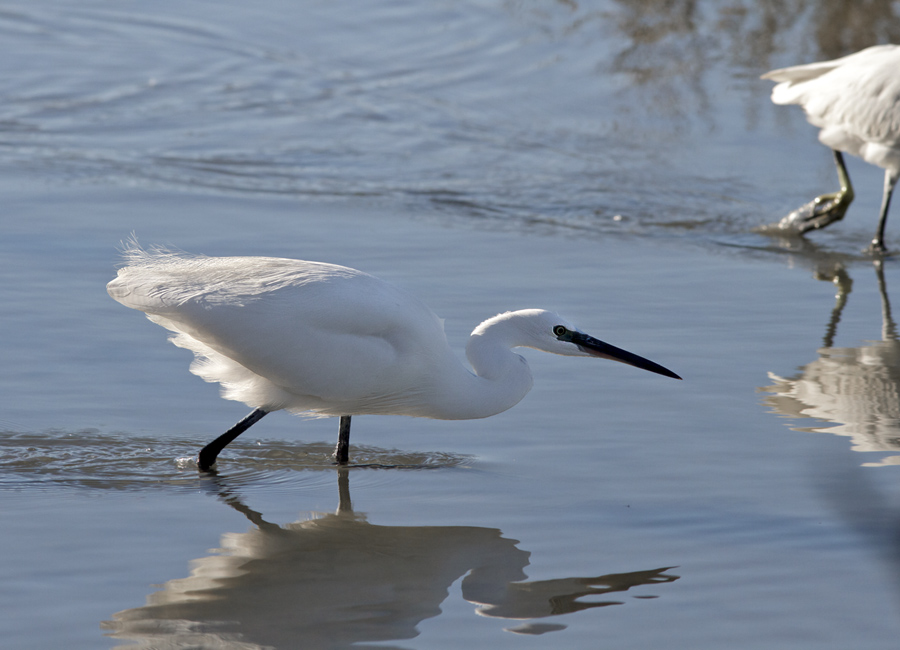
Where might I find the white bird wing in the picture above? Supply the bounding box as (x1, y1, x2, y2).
(761, 45, 896, 86)
(762, 45, 900, 168)
(108, 253, 450, 414)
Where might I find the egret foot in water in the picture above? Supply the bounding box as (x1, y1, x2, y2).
(197, 409, 353, 470)
(198, 408, 269, 471)
(777, 151, 854, 236)
(870, 168, 899, 254)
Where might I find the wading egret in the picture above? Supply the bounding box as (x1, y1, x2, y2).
(107, 246, 680, 470)
(762, 44, 900, 252)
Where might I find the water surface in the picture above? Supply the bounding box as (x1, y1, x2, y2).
(3, 1, 900, 649)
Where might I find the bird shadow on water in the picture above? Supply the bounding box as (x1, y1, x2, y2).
(100, 469, 679, 648)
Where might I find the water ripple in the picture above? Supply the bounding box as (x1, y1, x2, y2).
(0, 431, 473, 493)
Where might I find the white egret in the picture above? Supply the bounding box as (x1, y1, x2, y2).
(108, 245, 680, 470)
(762, 44, 900, 252)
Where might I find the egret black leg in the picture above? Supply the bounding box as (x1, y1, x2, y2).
(198, 408, 268, 471)
(871, 169, 898, 253)
(334, 415, 351, 465)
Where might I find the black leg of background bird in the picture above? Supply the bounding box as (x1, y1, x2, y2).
(198, 408, 269, 471)
(870, 170, 899, 253)
(334, 415, 351, 465)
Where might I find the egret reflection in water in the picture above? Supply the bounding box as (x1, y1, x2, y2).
(763, 261, 900, 465)
(103, 471, 678, 648)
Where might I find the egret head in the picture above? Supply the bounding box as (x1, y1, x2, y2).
(480, 309, 681, 379)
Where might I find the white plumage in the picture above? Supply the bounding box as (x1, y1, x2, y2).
(108, 245, 680, 469)
(762, 44, 900, 250)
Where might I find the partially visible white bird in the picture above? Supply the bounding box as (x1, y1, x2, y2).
(107, 245, 680, 470)
(762, 44, 900, 252)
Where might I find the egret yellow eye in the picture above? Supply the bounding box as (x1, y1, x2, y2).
(553, 325, 568, 337)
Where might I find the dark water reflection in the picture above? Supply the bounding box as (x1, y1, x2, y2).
(102, 471, 678, 648)
(509, 0, 900, 126)
(603, 0, 900, 71)
(762, 261, 900, 466)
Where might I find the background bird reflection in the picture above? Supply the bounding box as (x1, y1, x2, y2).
(763, 261, 900, 465)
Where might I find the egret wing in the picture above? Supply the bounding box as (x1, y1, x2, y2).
(108, 253, 449, 414)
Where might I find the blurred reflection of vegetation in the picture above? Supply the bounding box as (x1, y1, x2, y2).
(508, 0, 900, 126)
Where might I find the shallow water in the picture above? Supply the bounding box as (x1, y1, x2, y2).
(4, 1, 900, 649)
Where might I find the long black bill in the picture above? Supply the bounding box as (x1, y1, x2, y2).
(571, 332, 682, 380)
